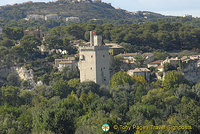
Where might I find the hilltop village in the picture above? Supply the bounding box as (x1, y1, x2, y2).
(54, 32, 200, 85)
(0, 18, 200, 133)
(1, 28, 200, 87)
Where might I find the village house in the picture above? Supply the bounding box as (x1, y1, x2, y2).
(157, 65, 164, 72)
(142, 53, 154, 64)
(55, 57, 78, 71)
(71, 40, 88, 47)
(127, 68, 151, 81)
(66, 17, 80, 22)
(117, 53, 140, 64)
(25, 14, 44, 21)
(147, 60, 163, 68)
(105, 43, 124, 56)
(116, 52, 154, 65)
(24, 29, 45, 40)
(162, 57, 180, 67)
(45, 14, 58, 21)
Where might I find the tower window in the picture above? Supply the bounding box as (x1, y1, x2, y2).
(91, 55, 93, 58)
(103, 55, 105, 57)
(91, 67, 92, 70)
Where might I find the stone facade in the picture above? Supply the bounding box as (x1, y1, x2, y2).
(25, 14, 44, 21)
(127, 68, 150, 81)
(147, 60, 163, 68)
(142, 53, 154, 64)
(162, 57, 180, 67)
(55, 57, 78, 71)
(79, 31, 110, 85)
(66, 17, 80, 22)
(105, 43, 124, 56)
(45, 14, 58, 20)
(24, 29, 44, 40)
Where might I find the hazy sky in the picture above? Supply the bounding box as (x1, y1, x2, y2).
(1, 0, 200, 17)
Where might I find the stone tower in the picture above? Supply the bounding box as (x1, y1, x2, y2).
(79, 31, 110, 85)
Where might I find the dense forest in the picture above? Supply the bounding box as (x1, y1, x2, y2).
(0, 69, 200, 134)
(0, 20, 200, 133)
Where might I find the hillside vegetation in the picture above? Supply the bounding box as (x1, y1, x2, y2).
(0, 1, 163, 21)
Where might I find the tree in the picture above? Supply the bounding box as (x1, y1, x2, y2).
(76, 81, 100, 97)
(110, 71, 133, 89)
(51, 79, 71, 99)
(131, 75, 147, 86)
(32, 92, 82, 134)
(3, 27, 24, 40)
(167, 97, 200, 133)
(7, 73, 20, 87)
(135, 55, 145, 67)
(68, 78, 80, 88)
(0, 38, 14, 48)
(10, 46, 26, 63)
(142, 88, 178, 109)
(1, 86, 20, 106)
(192, 82, 200, 101)
(127, 103, 161, 124)
(162, 71, 189, 89)
(110, 56, 123, 74)
(66, 24, 85, 39)
(153, 51, 169, 60)
(163, 63, 176, 71)
(44, 36, 63, 49)
(20, 35, 41, 59)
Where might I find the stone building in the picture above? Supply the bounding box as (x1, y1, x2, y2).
(147, 60, 163, 68)
(55, 57, 77, 71)
(117, 53, 140, 64)
(162, 57, 180, 67)
(25, 14, 44, 21)
(127, 68, 150, 81)
(78, 31, 110, 85)
(66, 17, 80, 22)
(24, 29, 44, 40)
(45, 14, 58, 21)
(105, 43, 124, 56)
(142, 53, 154, 64)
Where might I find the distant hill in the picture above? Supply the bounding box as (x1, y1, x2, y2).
(0, 0, 165, 21)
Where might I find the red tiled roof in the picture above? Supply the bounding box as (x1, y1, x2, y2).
(157, 65, 164, 69)
(151, 60, 163, 64)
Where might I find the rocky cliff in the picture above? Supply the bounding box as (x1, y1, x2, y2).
(0, 66, 36, 88)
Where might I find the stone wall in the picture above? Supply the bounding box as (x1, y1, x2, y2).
(182, 68, 200, 83)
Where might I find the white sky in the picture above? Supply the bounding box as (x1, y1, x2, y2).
(0, 0, 200, 17)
